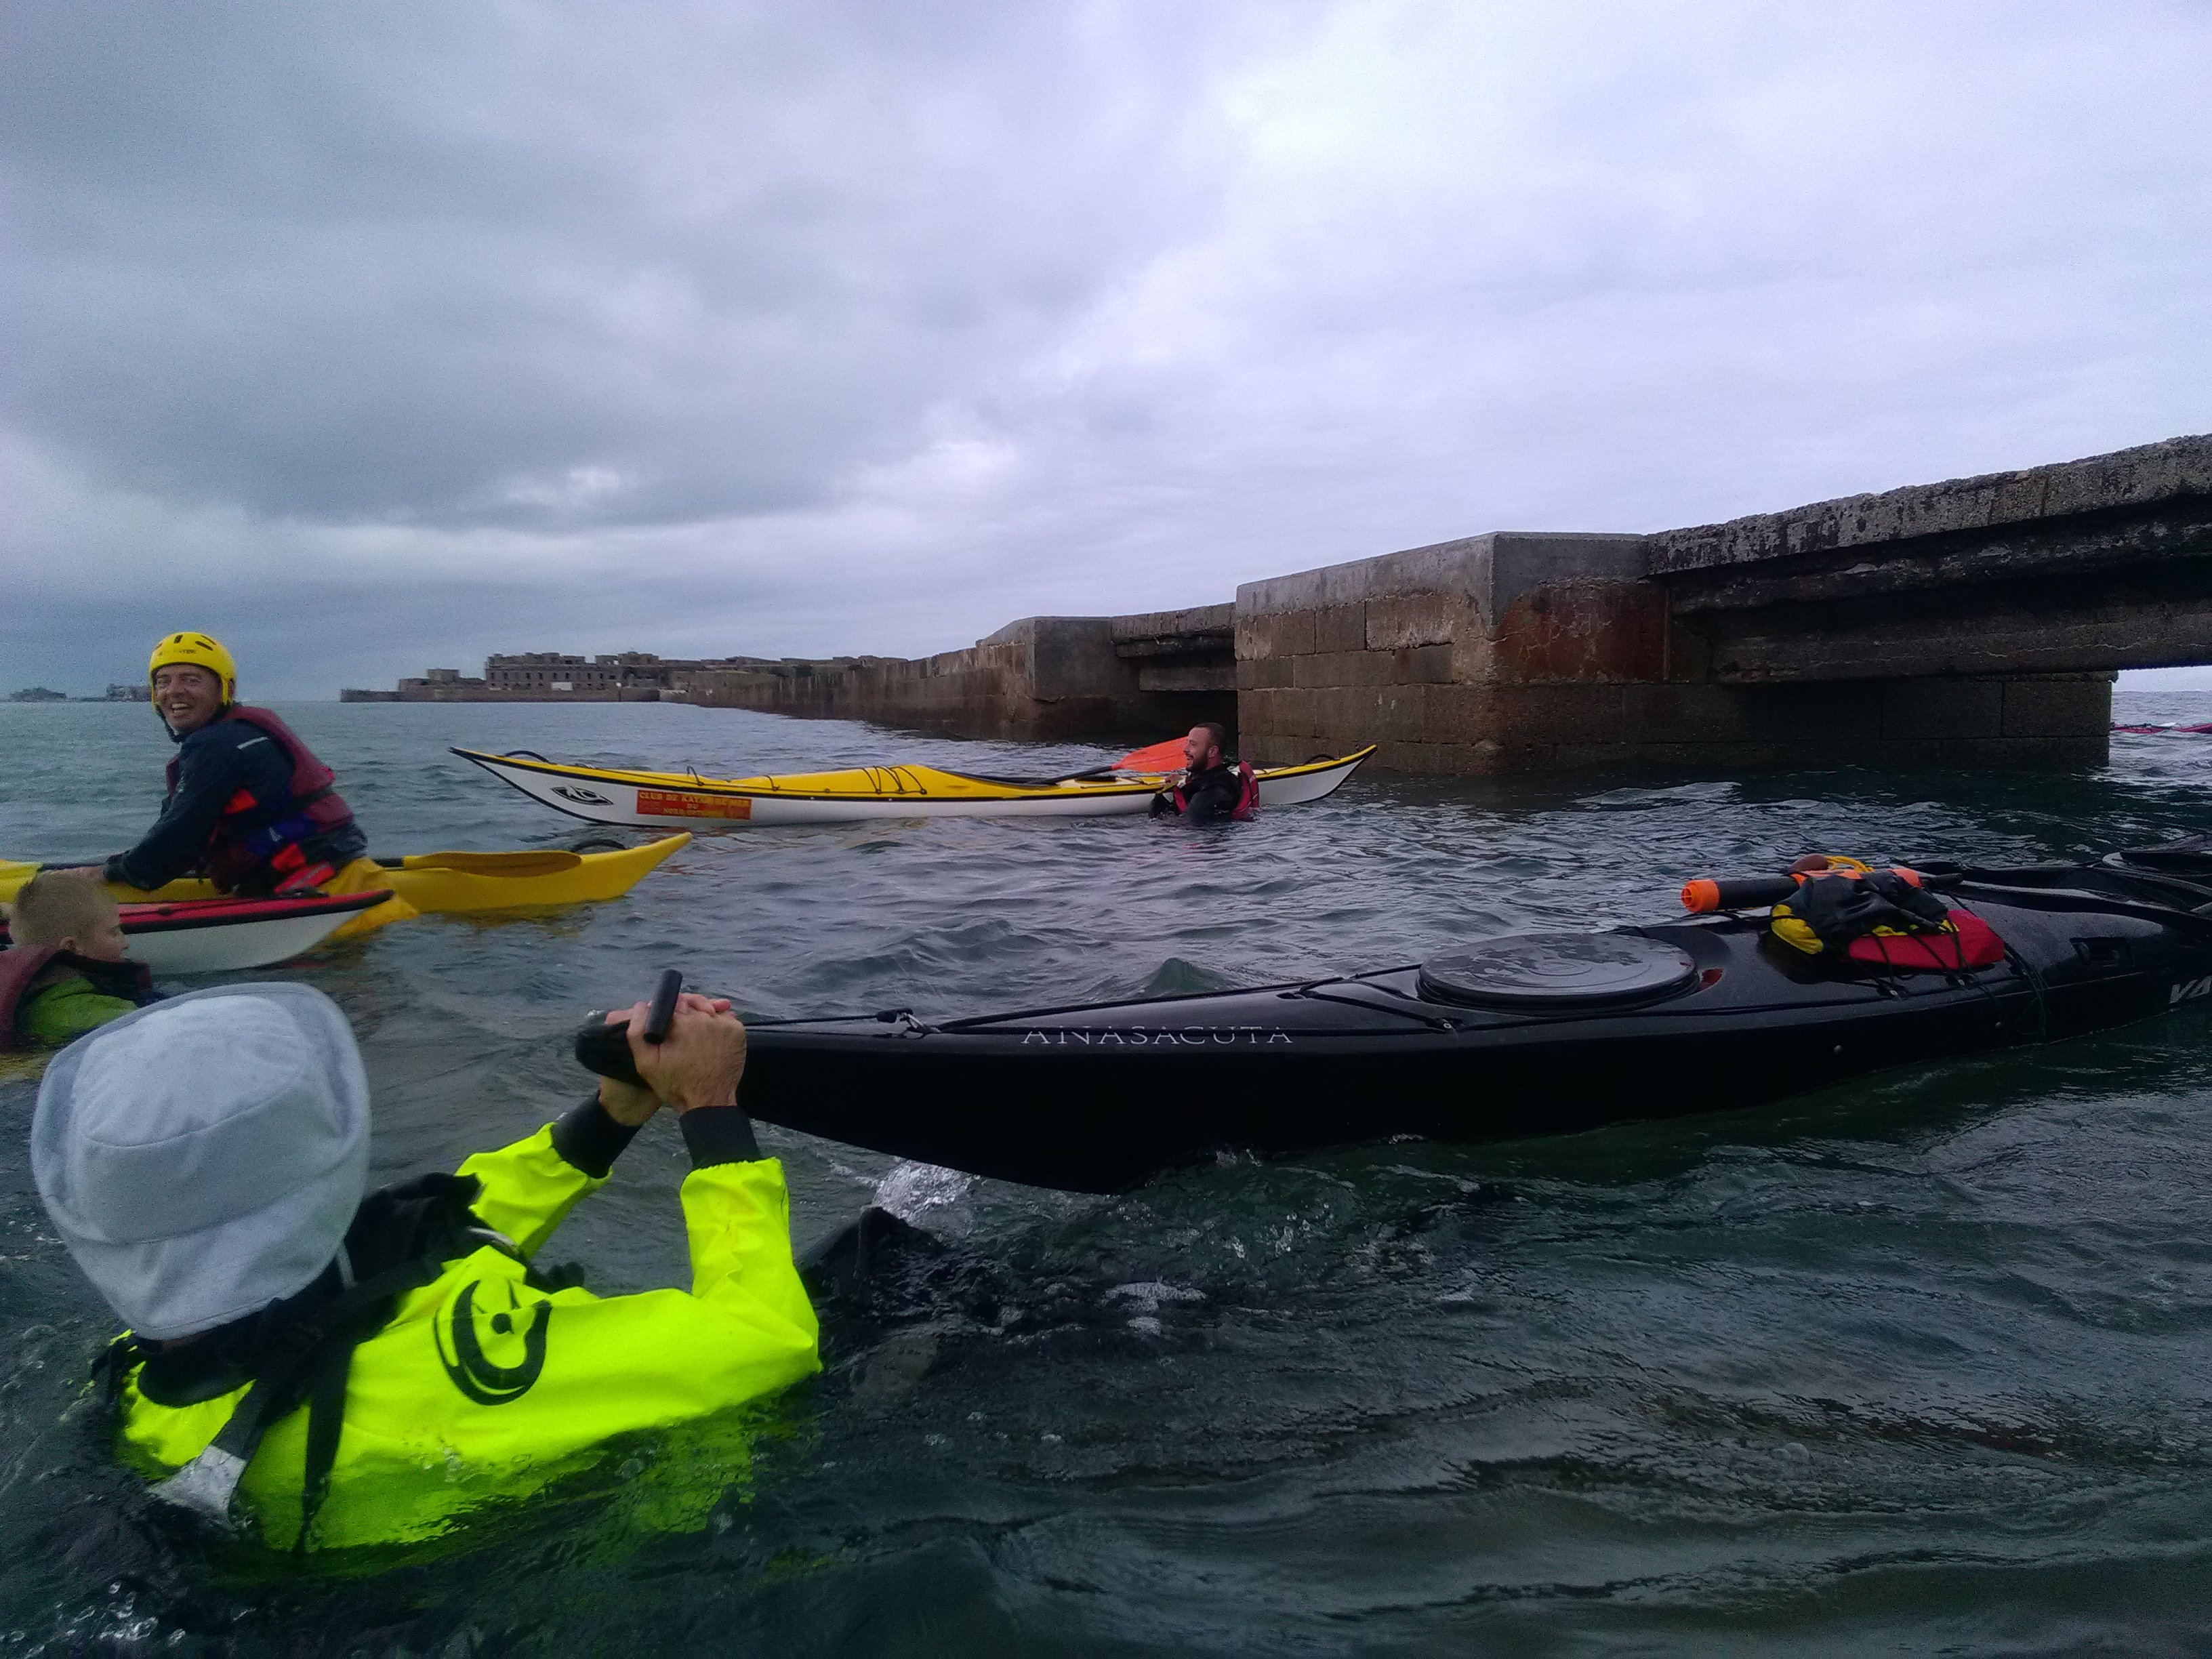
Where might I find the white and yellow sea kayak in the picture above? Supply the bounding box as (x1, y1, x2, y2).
(452, 747, 1375, 830)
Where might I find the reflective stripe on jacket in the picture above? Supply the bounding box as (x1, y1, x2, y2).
(110, 1123, 821, 1550)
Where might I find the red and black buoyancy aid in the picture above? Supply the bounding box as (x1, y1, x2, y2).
(0, 948, 154, 1052)
(169, 707, 357, 893)
(1170, 762, 1258, 822)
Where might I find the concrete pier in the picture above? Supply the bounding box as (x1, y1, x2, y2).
(673, 609, 1234, 740)
(1231, 531, 2114, 772)
(672, 432, 2209, 772)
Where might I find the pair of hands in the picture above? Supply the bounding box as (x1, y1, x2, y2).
(596, 991, 747, 1128)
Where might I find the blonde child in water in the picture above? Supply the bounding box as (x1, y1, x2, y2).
(2, 872, 153, 1048)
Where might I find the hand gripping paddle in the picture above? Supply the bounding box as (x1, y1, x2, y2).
(573, 968, 683, 1088)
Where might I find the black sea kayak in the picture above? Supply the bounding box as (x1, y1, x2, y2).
(726, 848, 2212, 1193)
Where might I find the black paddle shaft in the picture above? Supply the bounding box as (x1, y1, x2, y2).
(573, 969, 683, 1088)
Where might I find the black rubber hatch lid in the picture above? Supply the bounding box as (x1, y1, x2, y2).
(1417, 932, 1698, 1010)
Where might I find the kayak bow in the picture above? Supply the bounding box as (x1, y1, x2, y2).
(452, 747, 1374, 829)
(0, 834, 690, 914)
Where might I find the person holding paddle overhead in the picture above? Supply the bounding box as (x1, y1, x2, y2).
(1148, 722, 1256, 823)
(33, 981, 819, 1551)
(69, 633, 413, 936)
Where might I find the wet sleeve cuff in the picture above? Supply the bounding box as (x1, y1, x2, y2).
(551, 1096, 643, 1179)
(678, 1105, 762, 1168)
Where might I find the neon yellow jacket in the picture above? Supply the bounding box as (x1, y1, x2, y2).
(109, 1111, 821, 1551)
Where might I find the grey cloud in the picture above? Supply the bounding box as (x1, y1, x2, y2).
(3, 1, 1282, 529)
(3, 2, 2208, 701)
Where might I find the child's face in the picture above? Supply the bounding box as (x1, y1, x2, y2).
(65, 910, 129, 963)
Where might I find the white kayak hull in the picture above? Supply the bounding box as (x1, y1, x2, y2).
(123, 909, 359, 973)
(454, 747, 1374, 830)
(4, 892, 400, 974)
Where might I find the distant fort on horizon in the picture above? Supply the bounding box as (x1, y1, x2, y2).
(340, 650, 889, 704)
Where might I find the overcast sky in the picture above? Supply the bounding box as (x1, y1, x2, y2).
(5, 1, 2208, 697)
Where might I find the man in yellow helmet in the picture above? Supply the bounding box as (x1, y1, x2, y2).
(83, 634, 409, 930)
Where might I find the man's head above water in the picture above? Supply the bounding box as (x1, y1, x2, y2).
(1183, 722, 1228, 772)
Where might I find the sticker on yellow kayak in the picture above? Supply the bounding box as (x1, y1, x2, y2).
(636, 789, 752, 821)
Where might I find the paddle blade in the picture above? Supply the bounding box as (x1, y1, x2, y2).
(1111, 739, 1188, 773)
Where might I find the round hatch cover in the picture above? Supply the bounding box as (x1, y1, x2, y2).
(1417, 932, 1697, 1010)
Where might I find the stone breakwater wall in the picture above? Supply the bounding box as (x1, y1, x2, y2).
(676, 433, 2212, 773)
(671, 611, 1233, 741)
(340, 686, 663, 703)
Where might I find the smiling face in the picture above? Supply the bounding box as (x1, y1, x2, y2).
(152, 663, 225, 735)
(1183, 724, 1221, 771)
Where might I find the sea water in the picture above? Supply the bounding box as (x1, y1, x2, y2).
(3, 688, 2209, 1652)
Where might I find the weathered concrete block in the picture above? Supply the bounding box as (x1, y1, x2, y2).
(2001, 673, 2114, 737)
(1376, 739, 1450, 772)
(1490, 582, 1669, 684)
(1313, 603, 1368, 655)
(1422, 682, 1490, 737)
(1374, 739, 1506, 775)
(1491, 684, 1633, 746)
(1237, 657, 1294, 691)
(1545, 743, 1645, 769)
(1366, 594, 1457, 651)
(1291, 651, 1366, 689)
(1622, 682, 1759, 741)
(1305, 684, 1385, 739)
(1240, 609, 1317, 661)
(1881, 678, 2004, 741)
(1645, 434, 2212, 576)
(1282, 687, 1328, 734)
(1395, 644, 1454, 684)
(1743, 681, 1866, 741)
(1111, 603, 1234, 644)
(1138, 662, 1235, 693)
(1238, 685, 1298, 730)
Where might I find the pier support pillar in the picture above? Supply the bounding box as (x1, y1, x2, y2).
(1234, 535, 2112, 773)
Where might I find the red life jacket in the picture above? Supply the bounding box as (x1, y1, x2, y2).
(165, 705, 357, 893)
(1172, 762, 1258, 822)
(0, 947, 154, 1052)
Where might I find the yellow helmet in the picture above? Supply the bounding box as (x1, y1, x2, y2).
(148, 632, 237, 704)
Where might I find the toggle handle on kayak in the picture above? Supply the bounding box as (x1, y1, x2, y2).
(573, 968, 685, 1087)
(1681, 875, 1802, 912)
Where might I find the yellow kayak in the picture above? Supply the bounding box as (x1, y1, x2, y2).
(0, 834, 690, 916)
(453, 746, 1374, 829)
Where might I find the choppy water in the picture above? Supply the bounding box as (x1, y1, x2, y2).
(4, 687, 2211, 1654)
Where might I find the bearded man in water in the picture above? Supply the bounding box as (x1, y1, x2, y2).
(1148, 722, 1256, 823)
